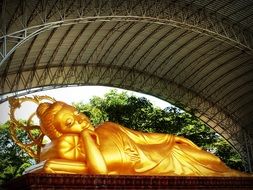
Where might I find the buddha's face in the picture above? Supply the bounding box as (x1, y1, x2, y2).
(53, 104, 93, 134)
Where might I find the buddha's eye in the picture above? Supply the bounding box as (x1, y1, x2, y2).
(65, 118, 74, 127)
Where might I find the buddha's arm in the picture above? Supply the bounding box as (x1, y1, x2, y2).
(81, 129, 108, 174)
(43, 159, 88, 174)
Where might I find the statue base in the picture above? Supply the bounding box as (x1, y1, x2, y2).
(3, 173, 253, 190)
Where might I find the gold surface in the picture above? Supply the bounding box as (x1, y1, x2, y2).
(9, 97, 249, 176)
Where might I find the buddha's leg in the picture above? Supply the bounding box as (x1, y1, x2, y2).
(43, 159, 88, 174)
(176, 143, 224, 166)
(175, 137, 221, 163)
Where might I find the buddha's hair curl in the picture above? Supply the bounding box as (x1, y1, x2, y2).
(36, 101, 66, 139)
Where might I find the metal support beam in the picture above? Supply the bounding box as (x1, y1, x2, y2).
(1, 0, 253, 67)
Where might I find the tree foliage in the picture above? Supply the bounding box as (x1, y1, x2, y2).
(0, 122, 33, 186)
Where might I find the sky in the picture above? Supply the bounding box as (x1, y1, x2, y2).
(0, 86, 172, 124)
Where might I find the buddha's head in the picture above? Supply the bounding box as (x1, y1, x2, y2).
(36, 101, 93, 139)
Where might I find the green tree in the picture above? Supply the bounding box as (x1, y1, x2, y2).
(212, 139, 245, 171)
(0, 122, 33, 186)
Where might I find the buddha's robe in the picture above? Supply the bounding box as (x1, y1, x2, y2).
(95, 122, 246, 176)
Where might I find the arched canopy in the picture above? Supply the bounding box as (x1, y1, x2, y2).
(0, 0, 253, 169)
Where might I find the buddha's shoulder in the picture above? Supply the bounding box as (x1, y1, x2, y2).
(95, 122, 125, 132)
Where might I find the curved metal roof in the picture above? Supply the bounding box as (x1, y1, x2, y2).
(0, 0, 253, 169)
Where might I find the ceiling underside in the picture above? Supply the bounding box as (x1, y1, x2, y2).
(0, 0, 253, 163)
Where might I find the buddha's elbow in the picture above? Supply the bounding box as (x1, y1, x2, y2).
(89, 164, 108, 174)
(98, 168, 108, 174)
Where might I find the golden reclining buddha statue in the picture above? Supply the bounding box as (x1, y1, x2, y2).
(8, 96, 249, 176)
